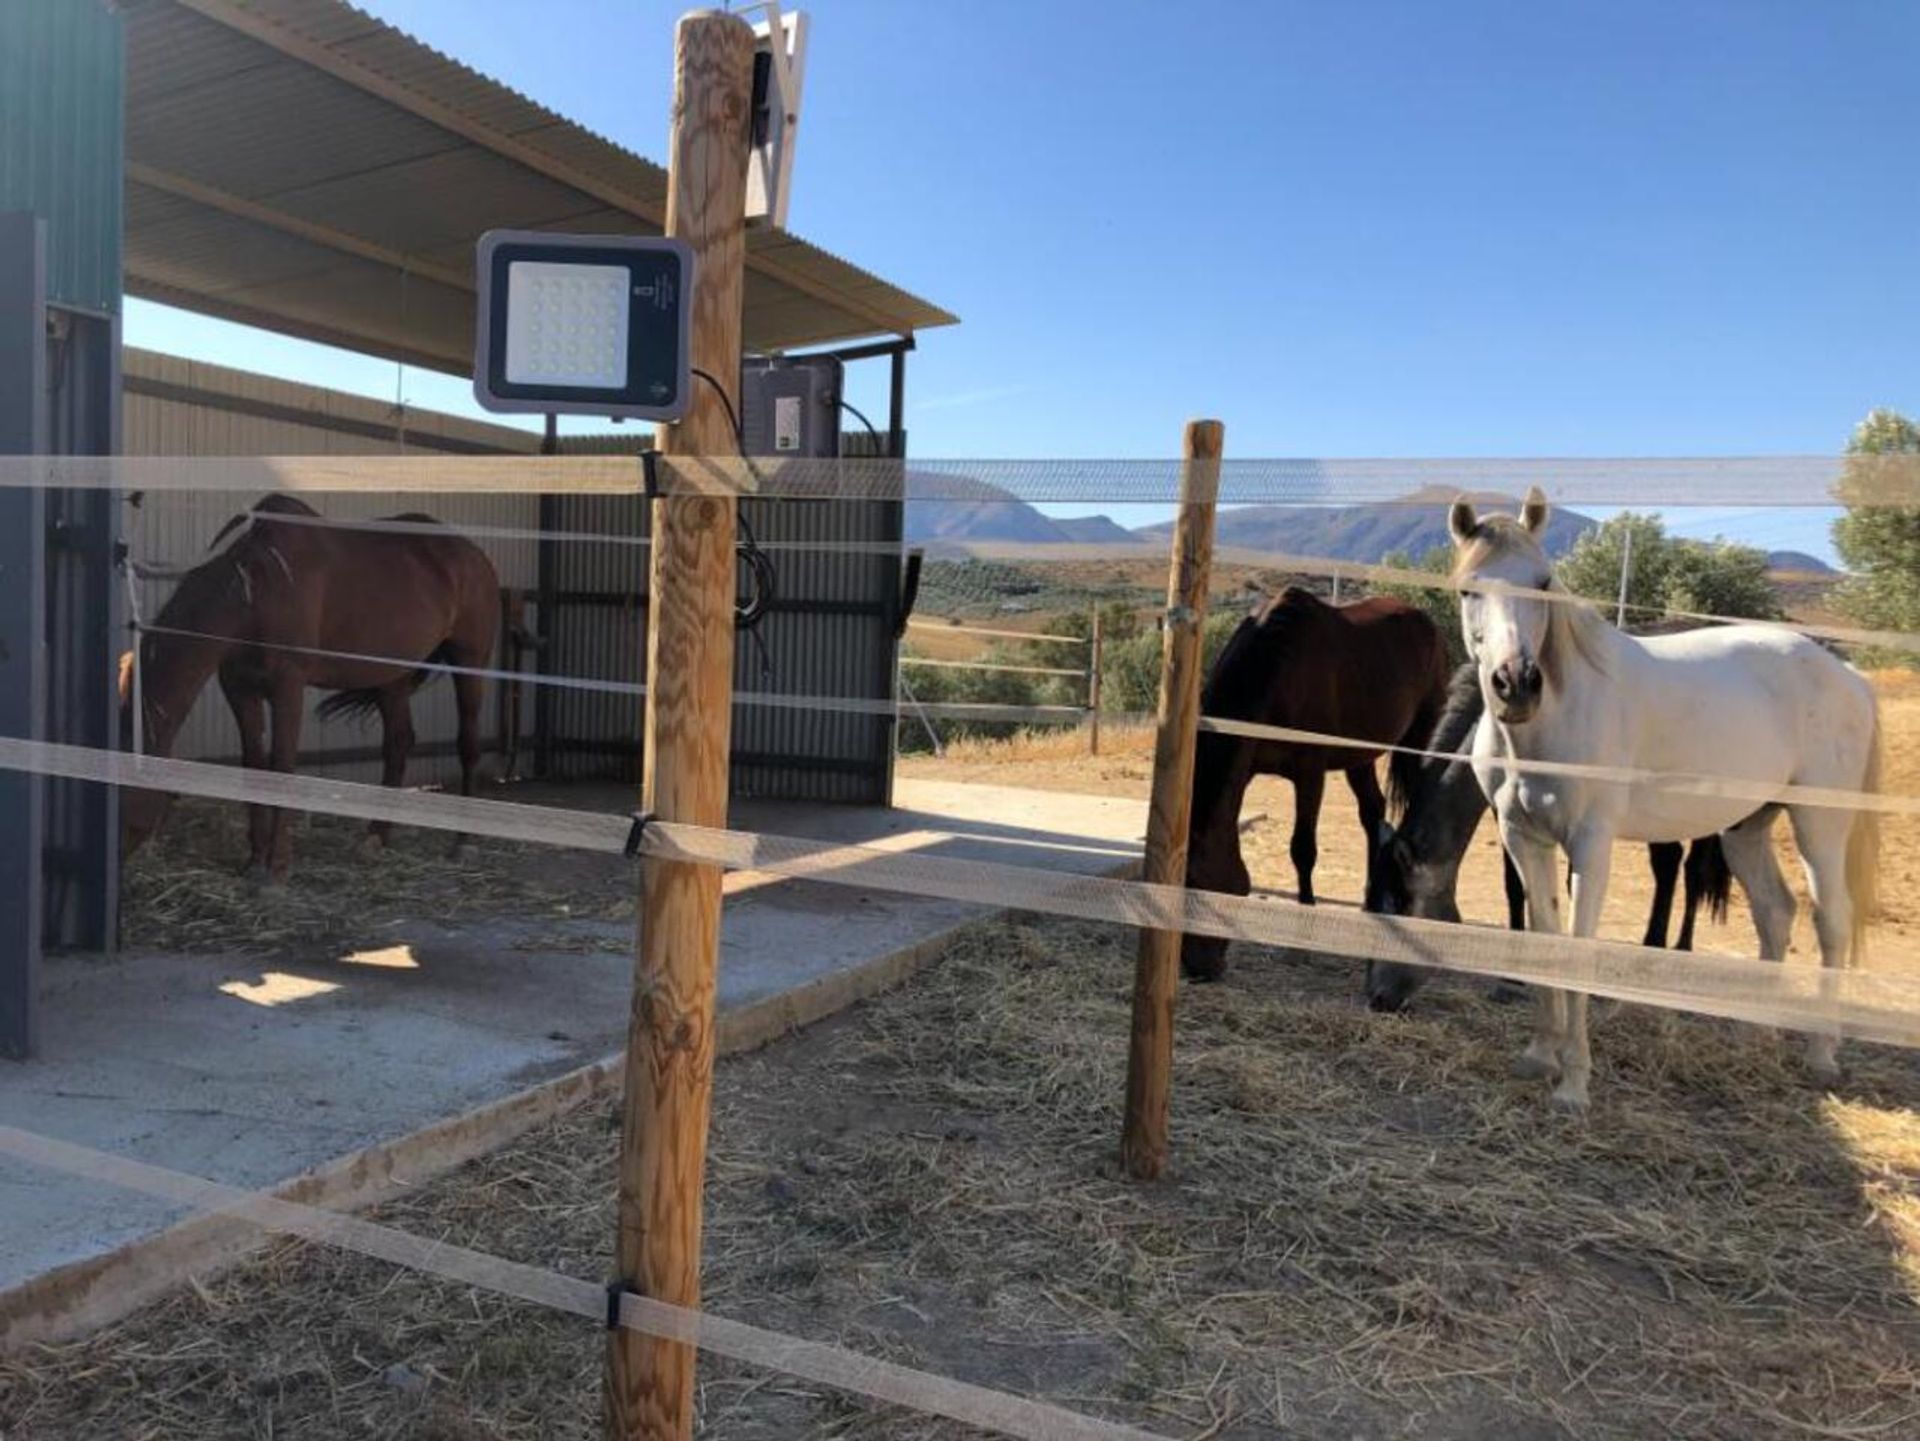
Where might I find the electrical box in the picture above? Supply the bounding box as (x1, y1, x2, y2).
(740, 354, 843, 458)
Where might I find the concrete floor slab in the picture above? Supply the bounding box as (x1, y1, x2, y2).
(0, 779, 1145, 1309)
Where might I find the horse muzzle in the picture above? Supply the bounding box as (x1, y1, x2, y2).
(1489, 660, 1543, 724)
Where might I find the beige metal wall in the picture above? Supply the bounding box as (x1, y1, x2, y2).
(122, 348, 544, 785)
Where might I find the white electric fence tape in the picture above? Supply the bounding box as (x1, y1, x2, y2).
(0, 1127, 1165, 1441)
(11, 452, 1920, 504)
(905, 619, 1091, 645)
(119, 614, 1904, 815)
(6, 736, 1920, 1046)
(1194, 716, 1920, 819)
(899, 656, 1088, 678)
(127, 619, 1088, 727)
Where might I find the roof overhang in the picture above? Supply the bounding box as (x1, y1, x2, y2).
(121, 0, 957, 376)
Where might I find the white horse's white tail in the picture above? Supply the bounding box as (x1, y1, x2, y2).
(1847, 701, 1883, 966)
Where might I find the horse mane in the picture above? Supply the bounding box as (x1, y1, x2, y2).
(1428, 662, 1485, 756)
(1199, 588, 1325, 712)
(1450, 513, 1610, 686)
(206, 493, 321, 552)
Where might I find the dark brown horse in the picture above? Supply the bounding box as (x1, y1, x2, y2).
(1182, 587, 1453, 981)
(119, 495, 500, 881)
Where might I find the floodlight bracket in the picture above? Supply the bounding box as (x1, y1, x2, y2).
(739, 3, 808, 229)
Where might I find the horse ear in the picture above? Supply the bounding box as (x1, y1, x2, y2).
(1520, 486, 1549, 536)
(1447, 498, 1479, 546)
(116, 650, 134, 704)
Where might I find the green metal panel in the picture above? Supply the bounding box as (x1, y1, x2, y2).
(0, 0, 123, 315)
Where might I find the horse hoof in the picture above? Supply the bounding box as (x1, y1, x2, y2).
(1806, 1046, 1843, 1086)
(1511, 1051, 1560, 1082)
(244, 862, 270, 887)
(1550, 1086, 1590, 1115)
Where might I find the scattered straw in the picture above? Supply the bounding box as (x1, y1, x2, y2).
(120, 796, 634, 957)
(6, 912, 1919, 1438)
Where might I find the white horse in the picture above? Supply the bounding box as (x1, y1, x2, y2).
(1451, 488, 1882, 1109)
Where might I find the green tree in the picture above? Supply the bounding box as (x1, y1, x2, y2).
(1367, 545, 1465, 663)
(1557, 513, 1672, 619)
(1663, 539, 1783, 621)
(1556, 511, 1782, 626)
(1100, 612, 1239, 715)
(1832, 408, 1920, 661)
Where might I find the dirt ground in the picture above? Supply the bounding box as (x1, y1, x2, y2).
(4, 913, 1917, 1439)
(3, 678, 1915, 1437)
(901, 669, 1920, 978)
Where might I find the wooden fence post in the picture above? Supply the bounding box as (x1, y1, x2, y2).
(1088, 606, 1104, 756)
(606, 12, 755, 1441)
(1119, 419, 1222, 1180)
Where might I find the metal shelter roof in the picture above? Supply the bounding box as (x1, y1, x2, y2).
(121, 0, 957, 374)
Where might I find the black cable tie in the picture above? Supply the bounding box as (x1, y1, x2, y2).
(606, 1279, 636, 1330)
(641, 450, 661, 503)
(624, 810, 656, 861)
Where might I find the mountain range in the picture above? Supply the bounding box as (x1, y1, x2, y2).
(904, 476, 1833, 573)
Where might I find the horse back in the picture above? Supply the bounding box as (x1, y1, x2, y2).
(1209, 588, 1448, 769)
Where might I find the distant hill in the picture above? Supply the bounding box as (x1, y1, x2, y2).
(903, 473, 1070, 545)
(904, 473, 1135, 549)
(1137, 488, 1596, 562)
(1767, 550, 1835, 575)
(1053, 514, 1136, 544)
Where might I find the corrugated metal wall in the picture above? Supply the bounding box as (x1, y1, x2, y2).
(119, 351, 903, 803)
(122, 350, 542, 786)
(0, 0, 122, 315)
(543, 436, 904, 804)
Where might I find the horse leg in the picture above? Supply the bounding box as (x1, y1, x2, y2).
(1290, 769, 1325, 906)
(1345, 764, 1386, 903)
(1644, 841, 1680, 948)
(1503, 826, 1566, 1085)
(1675, 841, 1707, 952)
(1555, 829, 1615, 1111)
(1487, 851, 1531, 1004)
(365, 684, 416, 850)
(1720, 810, 1795, 963)
(264, 677, 306, 885)
(1788, 804, 1855, 1082)
(223, 682, 273, 877)
(448, 668, 485, 858)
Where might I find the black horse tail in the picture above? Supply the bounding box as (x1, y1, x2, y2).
(315, 642, 456, 724)
(1688, 834, 1734, 925)
(1386, 641, 1451, 820)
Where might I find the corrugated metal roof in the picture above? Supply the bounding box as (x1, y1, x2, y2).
(122, 0, 956, 371)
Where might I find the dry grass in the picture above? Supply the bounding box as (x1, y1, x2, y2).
(120, 799, 634, 957)
(5, 914, 1919, 1439)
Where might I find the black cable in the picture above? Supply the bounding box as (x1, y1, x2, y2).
(687, 366, 776, 644)
(836, 398, 883, 454)
(691, 367, 745, 448)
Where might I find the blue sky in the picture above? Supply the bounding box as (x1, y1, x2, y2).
(129, 1, 1920, 562)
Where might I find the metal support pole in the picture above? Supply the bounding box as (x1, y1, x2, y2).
(887, 344, 906, 460)
(0, 213, 49, 1059)
(1615, 527, 1633, 628)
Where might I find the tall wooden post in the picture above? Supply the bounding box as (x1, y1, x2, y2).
(607, 12, 755, 1441)
(1087, 606, 1104, 756)
(1119, 420, 1222, 1180)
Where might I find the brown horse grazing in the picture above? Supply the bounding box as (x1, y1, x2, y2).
(1182, 587, 1453, 981)
(119, 495, 500, 881)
